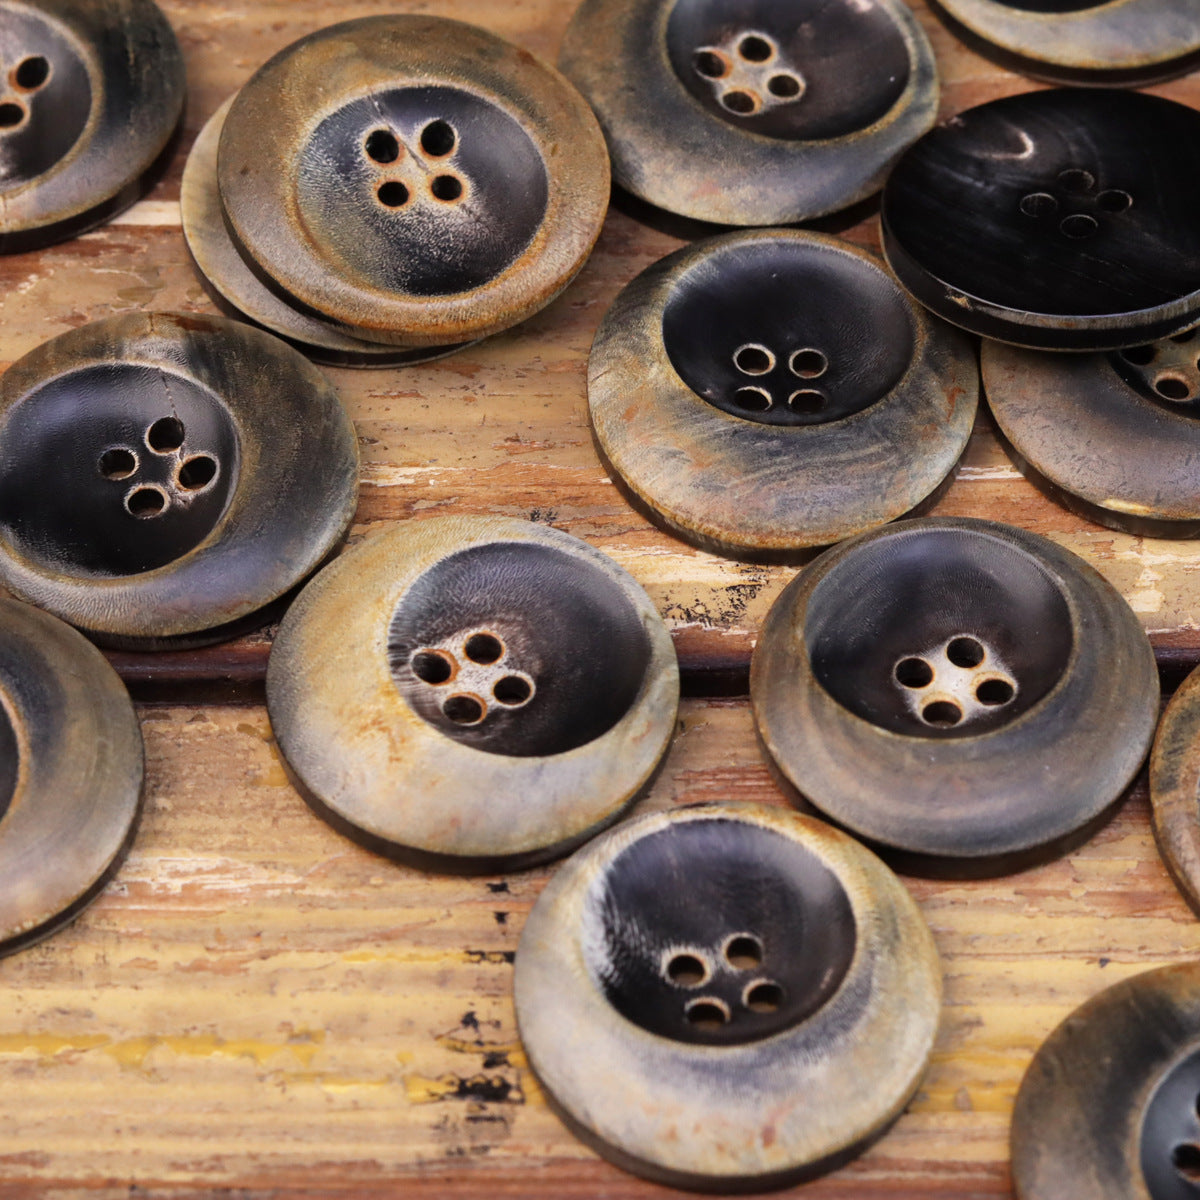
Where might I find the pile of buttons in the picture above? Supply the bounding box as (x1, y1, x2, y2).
(2, 0, 1200, 1195)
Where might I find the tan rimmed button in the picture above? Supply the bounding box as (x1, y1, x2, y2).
(266, 516, 679, 871)
(752, 517, 1159, 876)
(589, 230, 977, 559)
(1151, 665, 1200, 918)
(0, 312, 359, 649)
(1013, 963, 1200, 1200)
(984, 327, 1200, 537)
(0, 0, 185, 253)
(514, 802, 941, 1189)
(0, 598, 143, 955)
(218, 16, 609, 348)
(559, 0, 937, 226)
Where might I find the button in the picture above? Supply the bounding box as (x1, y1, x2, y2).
(0, 598, 142, 954)
(0, 0, 185, 253)
(930, 0, 1200, 86)
(984, 326, 1200, 537)
(514, 802, 941, 1188)
(752, 517, 1159, 875)
(1012, 963, 1200, 1200)
(217, 16, 609, 348)
(590, 230, 977, 558)
(266, 516, 679, 870)
(559, 0, 938, 226)
(883, 89, 1200, 350)
(0, 312, 359, 649)
(1151, 665, 1200, 918)
(182, 97, 474, 369)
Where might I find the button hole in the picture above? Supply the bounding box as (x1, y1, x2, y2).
(420, 119, 456, 158)
(464, 632, 504, 664)
(443, 694, 485, 725)
(13, 56, 49, 91)
(98, 447, 137, 480)
(664, 952, 709, 987)
(724, 934, 763, 970)
(146, 416, 185, 453)
(364, 128, 401, 164)
(125, 486, 168, 519)
(733, 344, 774, 375)
(684, 997, 729, 1030)
(377, 181, 410, 208)
(412, 649, 455, 685)
(0, 102, 26, 129)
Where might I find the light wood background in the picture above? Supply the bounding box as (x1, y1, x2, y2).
(1, 1, 1199, 1196)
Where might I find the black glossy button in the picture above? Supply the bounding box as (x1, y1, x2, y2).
(752, 517, 1159, 876)
(0, 598, 143, 955)
(1013, 963, 1200, 1200)
(882, 89, 1200, 350)
(0, 0, 185, 253)
(589, 230, 977, 558)
(0, 312, 359, 648)
(217, 16, 609, 349)
(514, 802, 941, 1189)
(1151, 665, 1200, 919)
(267, 517, 679, 871)
(559, 0, 938, 226)
(930, 0, 1200, 86)
(984, 325, 1200, 536)
(182, 98, 472, 369)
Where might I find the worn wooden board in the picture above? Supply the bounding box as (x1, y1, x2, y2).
(2, 0, 1200, 694)
(0, 699, 1196, 1198)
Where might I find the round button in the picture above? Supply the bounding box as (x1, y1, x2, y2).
(1012, 963, 1200, 1200)
(514, 802, 941, 1189)
(984, 326, 1200, 537)
(589, 230, 978, 558)
(266, 516, 679, 870)
(882, 89, 1200, 349)
(0, 312, 359, 648)
(0, 598, 143, 955)
(752, 517, 1159, 875)
(183, 98, 474, 369)
(930, 0, 1200, 86)
(218, 16, 609, 348)
(0, 0, 185, 253)
(1150, 665, 1200, 919)
(559, 0, 938, 226)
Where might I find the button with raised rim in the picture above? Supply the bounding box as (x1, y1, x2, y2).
(1013, 963, 1200, 1200)
(0, 598, 143, 955)
(0, 0, 185, 254)
(984, 325, 1200, 537)
(882, 89, 1200, 350)
(1150, 665, 1200, 919)
(559, 0, 938, 226)
(589, 230, 978, 558)
(752, 517, 1159, 875)
(0, 312, 359, 649)
(266, 516, 679, 871)
(217, 16, 609, 349)
(514, 802, 941, 1189)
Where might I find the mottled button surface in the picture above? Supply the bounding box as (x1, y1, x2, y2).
(0, 598, 143, 955)
(589, 230, 977, 558)
(984, 325, 1200, 536)
(1013, 963, 1200, 1200)
(0, 0, 185, 253)
(883, 89, 1200, 350)
(267, 516, 679, 871)
(560, 0, 938, 225)
(752, 517, 1158, 875)
(515, 802, 941, 1189)
(931, 0, 1200, 85)
(1150, 665, 1200, 920)
(218, 16, 608, 348)
(0, 313, 359, 648)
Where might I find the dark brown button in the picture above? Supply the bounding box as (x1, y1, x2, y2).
(217, 16, 608, 348)
(0, 598, 142, 955)
(1151, 665, 1200, 918)
(882, 89, 1200, 350)
(984, 326, 1200, 536)
(0, 0, 185, 253)
(752, 517, 1159, 876)
(930, 0, 1200, 86)
(0, 312, 359, 649)
(559, 0, 938, 226)
(1012, 963, 1200, 1200)
(589, 230, 977, 558)
(182, 97, 474, 369)
(267, 517, 679, 871)
(514, 802, 941, 1189)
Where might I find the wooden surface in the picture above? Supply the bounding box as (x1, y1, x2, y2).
(1, 0, 1200, 1196)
